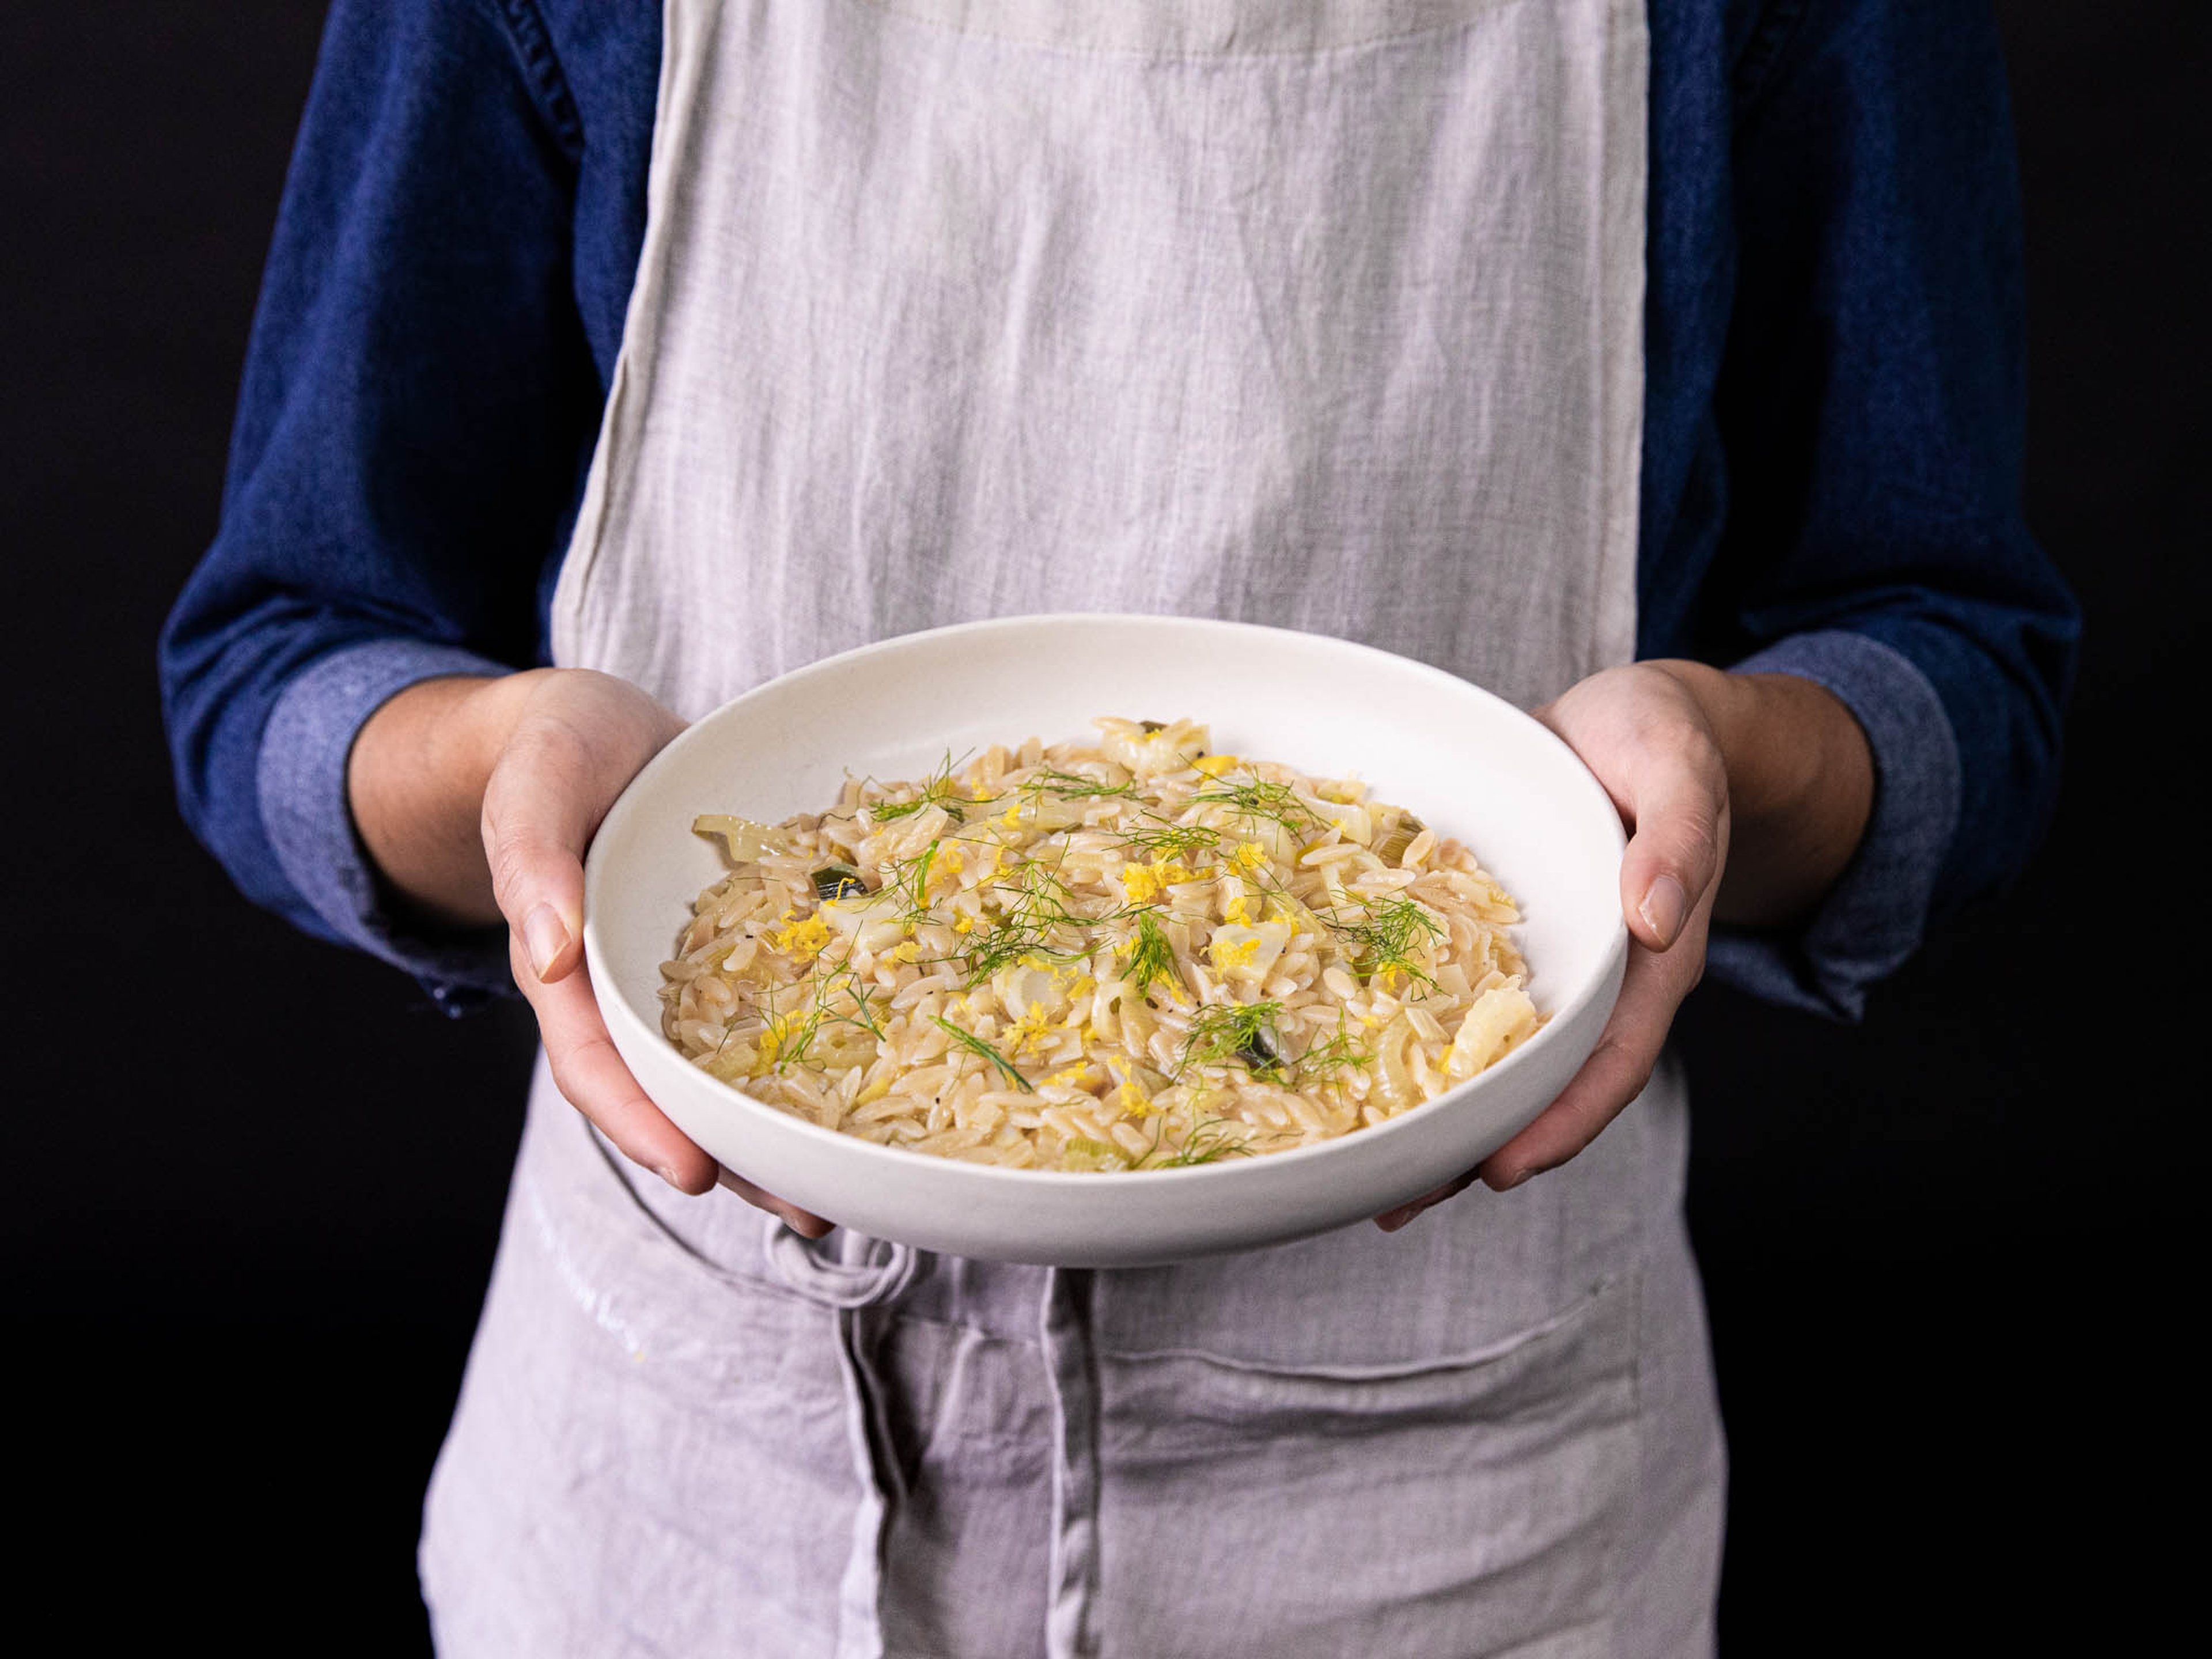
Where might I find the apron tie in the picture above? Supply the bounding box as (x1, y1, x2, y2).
(1041, 1267, 1102, 1659)
(762, 1222, 916, 1659)
(763, 1221, 919, 1308)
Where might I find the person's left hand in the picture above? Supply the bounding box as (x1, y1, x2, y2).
(1373, 663, 1730, 1230)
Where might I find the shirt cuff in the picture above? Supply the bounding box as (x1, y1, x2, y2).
(256, 638, 518, 1012)
(1702, 630, 1963, 1021)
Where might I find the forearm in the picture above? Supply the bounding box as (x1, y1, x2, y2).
(347, 671, 544, 929)
(1647, 660, 1874, 928)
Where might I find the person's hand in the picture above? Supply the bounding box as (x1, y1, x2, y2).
(1374, 664, 1727, 1229)
(1372, 663, 1730, 1230)
(351, 668, 832, 1236)
(1373, 659, 1872, 1231)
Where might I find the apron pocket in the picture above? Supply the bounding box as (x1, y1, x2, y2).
(1089, 1271, 1640, 1658)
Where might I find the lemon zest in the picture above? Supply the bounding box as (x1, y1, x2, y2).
(1116, 1081, 1156, 1118)
(770, 912, 832, 957)
(1210, 935, 1262, 970)
(1007, 1005, 1054, 1053)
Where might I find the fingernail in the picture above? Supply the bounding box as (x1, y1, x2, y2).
(524, 904, 570, 979)
(656, 1165, 684, 1192)
(1638, 874, 1687, 949)
(1498, 1166, 1535, 1191)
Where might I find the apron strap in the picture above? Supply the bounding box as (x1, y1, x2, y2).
(1041, 1267, 1102, 1659)
(764, 1222, 918, 1658)
(831, 1304, 897, 1659)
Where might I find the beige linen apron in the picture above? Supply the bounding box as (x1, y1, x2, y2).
(421, 2, 1724, 1653)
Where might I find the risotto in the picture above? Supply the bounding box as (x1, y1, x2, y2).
(658, 718, 1541, 1171)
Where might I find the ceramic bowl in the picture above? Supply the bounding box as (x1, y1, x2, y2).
(582, 614, 1626, 1266)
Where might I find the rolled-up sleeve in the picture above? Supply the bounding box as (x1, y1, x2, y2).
(255, 639, 516, 1002)
(1689, 0, 2081, 1017)
(158, 0, 595, 1005)
(1708, 630, 1960, 1017)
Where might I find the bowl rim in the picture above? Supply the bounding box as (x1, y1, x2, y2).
(584, 611, 1629, 1188)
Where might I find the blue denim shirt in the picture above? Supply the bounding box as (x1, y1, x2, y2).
(160, 0, 2080, 1020)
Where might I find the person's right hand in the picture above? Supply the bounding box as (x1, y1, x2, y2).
(351, 666, 832, 1236)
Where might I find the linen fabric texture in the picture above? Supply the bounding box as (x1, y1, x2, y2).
(422, 1054, 1719, 1657)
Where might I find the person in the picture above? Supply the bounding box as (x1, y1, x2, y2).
(161, 0, 2078, 1653)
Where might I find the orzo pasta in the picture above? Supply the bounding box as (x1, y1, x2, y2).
(659, 718, 1540, 1171)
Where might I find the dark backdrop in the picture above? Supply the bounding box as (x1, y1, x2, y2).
(2, 3, 2198, 1650)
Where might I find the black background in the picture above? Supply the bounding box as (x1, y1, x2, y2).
(2, 3, 2200, 1651)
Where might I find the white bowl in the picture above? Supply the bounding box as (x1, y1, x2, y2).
(583, 614, 1626, 1267)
